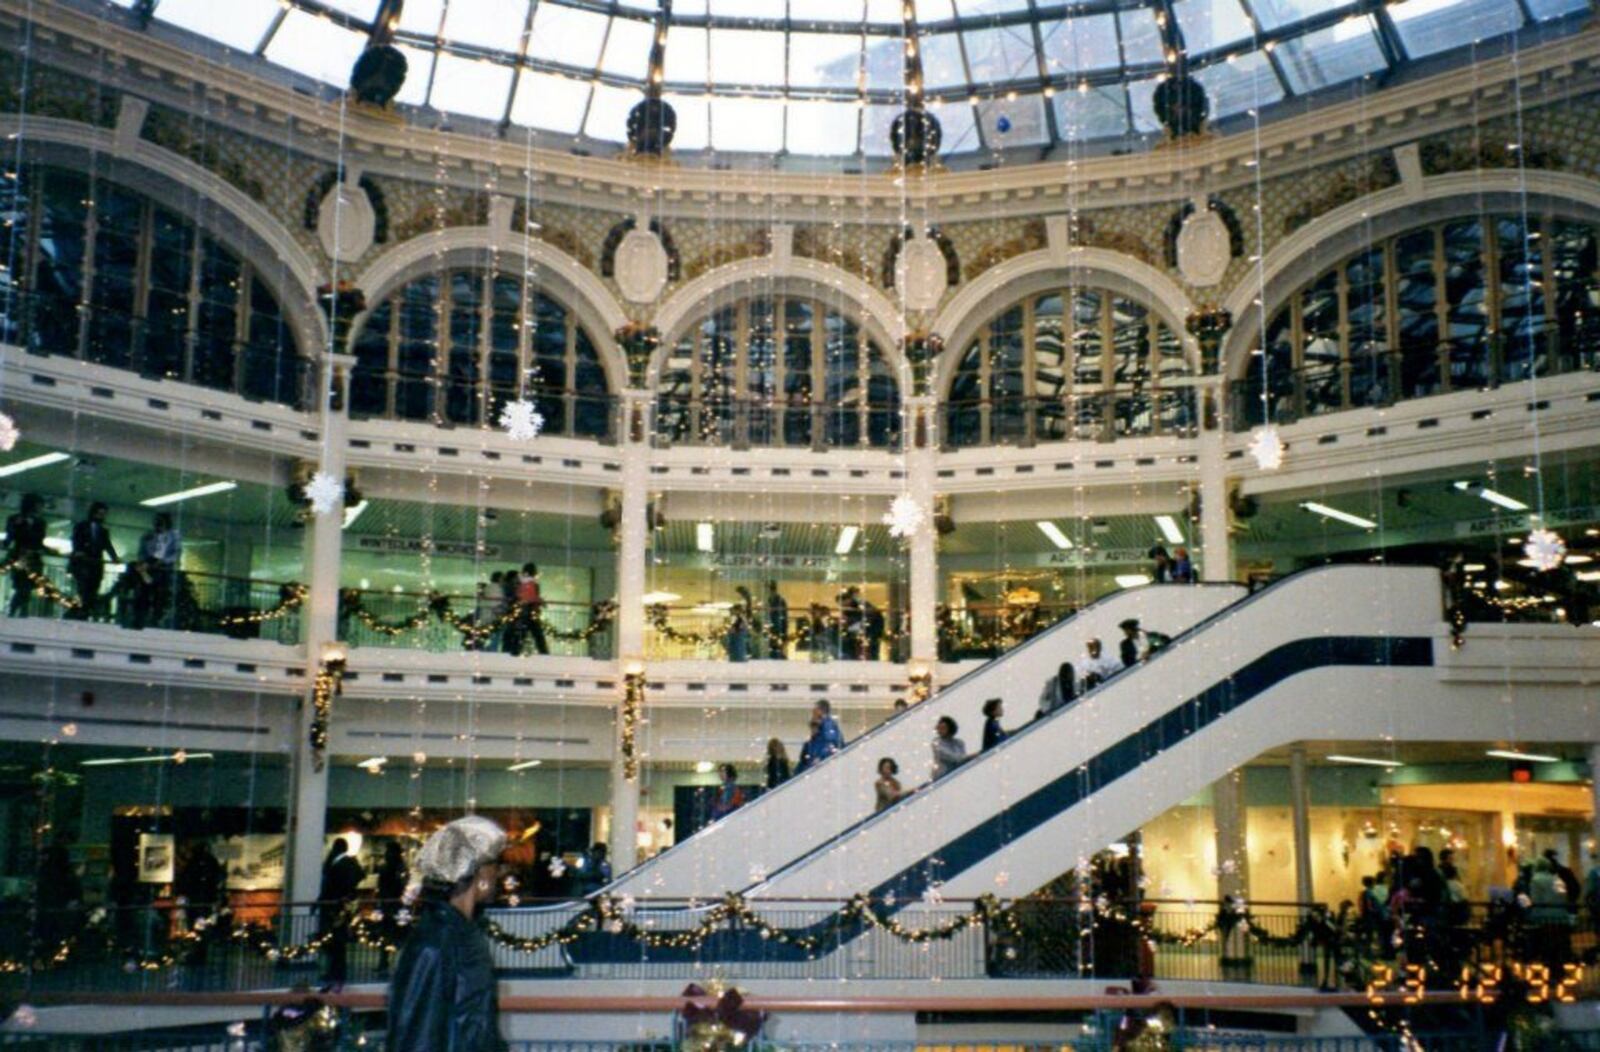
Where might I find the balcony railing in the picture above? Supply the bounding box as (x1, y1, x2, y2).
(0, 556, 301, 642)
(643, 603, 910, 662)
(1, 897, 1594, 997)
(338, 589, 615, 659)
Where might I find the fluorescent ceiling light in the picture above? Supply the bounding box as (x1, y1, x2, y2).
(835, 525, 860, 555)
(1576, 570, 1600, 582)
(1154, 515, 1186, 545)
(696, 522, 715, 552)
(508, 759, 543, 772)
(0, 451, 70, 478)
(1300, 501, 1377, 529)
(641, 590, 681, 605)
(1037, 521, 1073, 550)
(694, 760, 716, 773)
(1562, 554, 1591, 565)
(1462, 563, 1487, 572)
(1114, 574, 1152, 588)
(140, 480, 238, 507)
(342, 500, 370, 530)
(81, 751, 215, 768)
(357, 756, 387, 771)
(1453, 480, 1528, 511)
(1486, 748, 1559, 763)
(1326, 754, 1403, 768)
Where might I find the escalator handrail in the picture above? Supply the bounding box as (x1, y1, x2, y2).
(745, 563, 1442, 894)
(601, 581, 1245, 894)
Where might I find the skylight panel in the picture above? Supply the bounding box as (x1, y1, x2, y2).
(920, 32, 969, 89)
(976, 93, 1047, 146)
(1252, 0, 1357, 29)
(663, 94, 711, 149)
(1275, 16, 1387, 92)
(708, 30, 787, 87)
(153, 0, 280, 52)
(1038, 14, 1122, 75)
(786, 99, 862, 154)
(928, 98, 979, 152)
(861, 34, 904, 89)
(664, 26, 710, 83)
(1172, 0, 1257, 54)
(263, 9, 368, 87)
(790, 31, 865, 88)
(860, 103, 902, 155)
(429, 53, 515, 120)
(617, 0, 661, 10)
(1524, 0, 1587, 17)
(866, 0, 905, 23)
(1192, 51, 1283, 117)
(711, 0, 787, 15)
(962, 25, 1039, 84)
(1127, 76, 1163, 133)
(710, 97, 786, 151)
(915, 0, 958, 22)
(954, 0, 1032, 14)
(600, 17, 656, 79)
(1388, 0, 1523, 55)
(1052, 84, 1132, 139)
(803, 0, 868, 23)
(399, 0, 446, 35)
(510, 70, 592, 133)
(441, 0, 529, 53)
(585, 83, 640, 142)
(393, 46, 437, 106)
(320, 0, 383, 19)
(527, 4, 610, 68)
(1118, 9, 1167, 65)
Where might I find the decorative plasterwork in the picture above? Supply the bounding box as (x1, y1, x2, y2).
(614, 227, 671, 305)
(7, 0, 1600, 223)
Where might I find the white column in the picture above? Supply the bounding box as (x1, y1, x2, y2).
(1197, 382, 1233, 583)
(1589, 743, 1600, 859)
(1212, 768, 1251, 966)
(288, 353, 355, 907)
(1289, 745, 1317, 973)
(906, 396, 939, 666)
(608, 392, 651, 872)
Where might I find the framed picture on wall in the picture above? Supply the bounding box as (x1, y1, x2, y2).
(137, 833, 175, 884)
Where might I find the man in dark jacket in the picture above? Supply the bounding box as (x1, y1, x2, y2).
(317, 838, 365, 987)
(68, 501, 117, 619)
(388, 816, 507, 1052)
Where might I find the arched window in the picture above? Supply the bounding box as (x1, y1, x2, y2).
(0, 165, 304, 406)
(349, 269, 612, 439)
(1236, 213, 1600, 427)
(656, 296, 901, 450)
(945, 287, 1193, 447)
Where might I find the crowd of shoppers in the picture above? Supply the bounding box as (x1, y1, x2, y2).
(718, 582, 898, 662)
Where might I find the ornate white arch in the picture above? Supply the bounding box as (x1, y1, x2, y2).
(353, 226, 632, 391)
(932, 246, 1200, 387)
(648, 254, 910, 388)
(2, 115, 329, 357)
(1219, 169, 1600, 378)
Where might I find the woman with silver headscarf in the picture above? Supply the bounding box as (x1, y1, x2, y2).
(387, 816, 507, 1052)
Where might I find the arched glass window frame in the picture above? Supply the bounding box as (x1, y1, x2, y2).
(1234, 210, 1600, 428)
(943, 284, 1196, 448)
(655, 294, 903, 451)
(348, 267, 614, 440)
(0, 164, 306, 408)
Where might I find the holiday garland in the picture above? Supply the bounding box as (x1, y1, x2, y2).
(341, 590, 616, 644)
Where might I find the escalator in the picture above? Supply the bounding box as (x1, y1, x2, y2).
(605, 582, 1246, 899)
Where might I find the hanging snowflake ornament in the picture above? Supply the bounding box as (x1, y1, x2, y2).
(304, 470, 345, 515)
(0, 412, 18, 453)
(498, 398, 545, 442)
(548, 855, 568, 879)
(1523, 527, 1567, 572)
(1247, 425, 1285, 471)
(882, 494, 927, 539)
(922, 883, 944, 905)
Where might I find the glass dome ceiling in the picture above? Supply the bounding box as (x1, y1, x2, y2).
(102, 0, 1587, 161)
